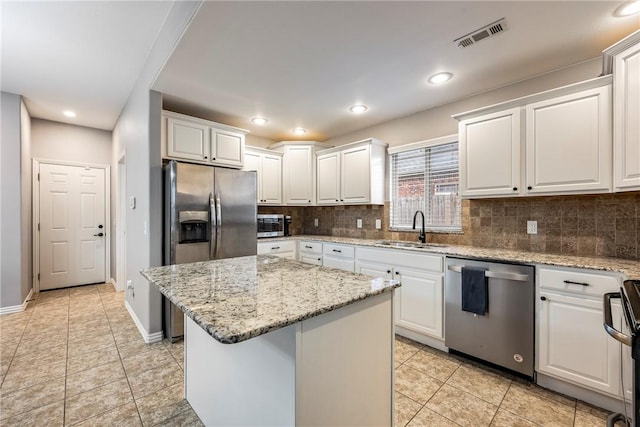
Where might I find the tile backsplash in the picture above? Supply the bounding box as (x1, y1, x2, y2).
(258, 191, 640, 260)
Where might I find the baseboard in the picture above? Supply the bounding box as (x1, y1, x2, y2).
(536, 372, 630, 414)
(395, 326, 448, 352)
(0, 288, 34, 315)
(125, 300, 164, 343)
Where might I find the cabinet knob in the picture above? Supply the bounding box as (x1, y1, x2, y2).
(340, 199, 344, 202)
(386, 270, 391, 274)
(540, 296, 546, 301)
(335, 199, 339, 202)
(308, 200, 311, 203)
(527, 186, 532, 190)
(204, 156, 208, 159)
(395, 271, 400, 275)
(212, 157, 216, 161)
(512, 187, 518, 191)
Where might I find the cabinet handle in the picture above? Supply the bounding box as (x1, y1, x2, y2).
(305, 245, 313, 249)
(527, 186, 532, 190)
(512, 187, 518, 191)
(540, 296, 546, 301)
(563, 280, 590, 287)
(332, 249, 342, 253)
(340, 199, 344, 202)
(271, 246, 280, 250)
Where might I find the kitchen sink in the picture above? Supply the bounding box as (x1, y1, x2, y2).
(374, 240, 448, 249)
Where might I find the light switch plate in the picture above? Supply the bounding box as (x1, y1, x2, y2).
(527, 220, 537, 235)
(356, 218, 362, 229)
(129, 196, 136, 209)
(375, 219, 381, 229)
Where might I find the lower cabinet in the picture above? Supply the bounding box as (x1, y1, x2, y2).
(356, 248, 444, 341)
(536, 266, 629, 400)
(298, 241, 323, 266)
(257, 240, 296, 259)
(323, 244, 355, 272)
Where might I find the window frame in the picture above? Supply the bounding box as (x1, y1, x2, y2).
(388, 134, 461, 233)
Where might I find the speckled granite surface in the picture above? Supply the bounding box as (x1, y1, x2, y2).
(141, 255, 399, 344)
(269, 235, 640, 279)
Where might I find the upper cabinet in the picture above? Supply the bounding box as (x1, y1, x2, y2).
(244, 147, 282, 205)
(163, 111, 248, 169)
(270, 142, 331, 206)
(604, 30, 640, 192)
(316, 138, 387, 205)
(454, 76, 612, 198)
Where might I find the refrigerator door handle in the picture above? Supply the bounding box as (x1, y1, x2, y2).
(215, 192, 222, 259)
(210, 192, 216, 259)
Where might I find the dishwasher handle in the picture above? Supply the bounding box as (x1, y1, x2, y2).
(603, 292, 631, 347)
(447, 265, 529, 282)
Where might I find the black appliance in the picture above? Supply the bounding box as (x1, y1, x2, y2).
(604, 279, 640, 427)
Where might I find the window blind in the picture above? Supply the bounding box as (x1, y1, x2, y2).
(390, 141, 461, 231)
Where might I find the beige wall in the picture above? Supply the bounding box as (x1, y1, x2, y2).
(246, 134, 276, 149)
(31, 119, 112, 165)
(324, 58, 602, 148)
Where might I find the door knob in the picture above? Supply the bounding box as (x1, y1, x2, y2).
(93, 232, 104, 237)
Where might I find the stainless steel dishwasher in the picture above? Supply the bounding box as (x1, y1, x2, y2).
(445, 257, 535, 378)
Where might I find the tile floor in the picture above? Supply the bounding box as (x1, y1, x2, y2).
(0, 283, 625, 426)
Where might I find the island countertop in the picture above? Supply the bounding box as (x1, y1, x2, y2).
(141, 255, 400, 344)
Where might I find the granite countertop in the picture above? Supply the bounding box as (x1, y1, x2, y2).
(264, 235, 640, 279)
(141, 255, 400, 344)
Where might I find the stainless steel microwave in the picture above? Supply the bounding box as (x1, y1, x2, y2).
(257, 214, 291, 238)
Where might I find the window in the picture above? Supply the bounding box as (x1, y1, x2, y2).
(390, 140, 461, 232)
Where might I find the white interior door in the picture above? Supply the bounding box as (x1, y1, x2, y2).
(39, 163, 106, 290)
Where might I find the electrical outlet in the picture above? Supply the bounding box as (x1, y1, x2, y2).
(314, 218, 318, 227)
(527, 220, 538, 235)
(356, 218, 362, 229)
(375, 219, 381, 230)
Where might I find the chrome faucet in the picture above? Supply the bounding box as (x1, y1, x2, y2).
(412, 210, 426, 243)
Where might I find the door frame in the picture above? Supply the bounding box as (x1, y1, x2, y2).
(115, 151, 126, 292)
(32, 158, 111, 293)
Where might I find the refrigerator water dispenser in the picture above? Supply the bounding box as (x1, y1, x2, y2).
(178, 211, 209, 243)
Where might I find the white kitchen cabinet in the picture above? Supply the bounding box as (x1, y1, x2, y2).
(525, 85, 611, 194)
(454, 76, 612, 198)
(536, 266, 628, 399)
(298, 241, 323, 266)
(605, 31, 640, 192)
(316, 138, 386, 205)
(323, 243, 355, 272)
(244, 147, 282, 205)
(356, 247, 444, 341)
(458, 108, 521, 198)
(163, 111, 248, 169)
(270, 142, 331, 206)
(257, 240, 296, 259)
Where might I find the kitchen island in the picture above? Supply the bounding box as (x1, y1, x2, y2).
(141, 255, 400, 426)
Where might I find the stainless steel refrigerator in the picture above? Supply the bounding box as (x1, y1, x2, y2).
(164, 160, 257, 340)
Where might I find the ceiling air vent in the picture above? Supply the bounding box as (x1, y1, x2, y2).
(454, 18, 507, 48)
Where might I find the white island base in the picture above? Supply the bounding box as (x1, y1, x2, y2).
(184, 291, 394, 426)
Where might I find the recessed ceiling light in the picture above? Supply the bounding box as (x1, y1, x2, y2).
(251, 117, 269, 125)
(63, 110, 76, 118)
(293, 127, 306, 135)
(614, 0, 640, 16)
(349, 104, 368, 114)
(427, 72, 453, 85)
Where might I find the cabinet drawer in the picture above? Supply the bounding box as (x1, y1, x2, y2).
(356, 247, 443, 273)
(538, 266, 621, 297)
(323, 244, 355, 259)
(323, 256, 355, 272)
(299, 241, 322, 254)
(257, 240, 296, 255)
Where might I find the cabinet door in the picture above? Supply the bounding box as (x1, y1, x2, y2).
(525, 86, 612, 194)
(283, 146, 314, 205)
(394, 268, 443, 339)
(614, 43, 640, 191)
(243, 151, 262, 203)
(341, 145, 371, 203)
(355, 261, 393, 280)
(167, 117, 210, 161)
(261, 154, 282, 204)
(537, 292, 621, 396)
(316, 152, 340, 204)
(459, 108, 521, 198)
(211, 128, 244, 168)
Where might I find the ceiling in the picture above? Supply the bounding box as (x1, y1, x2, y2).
(1, 1, 172, 130)
(1, 1, 639, 138)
